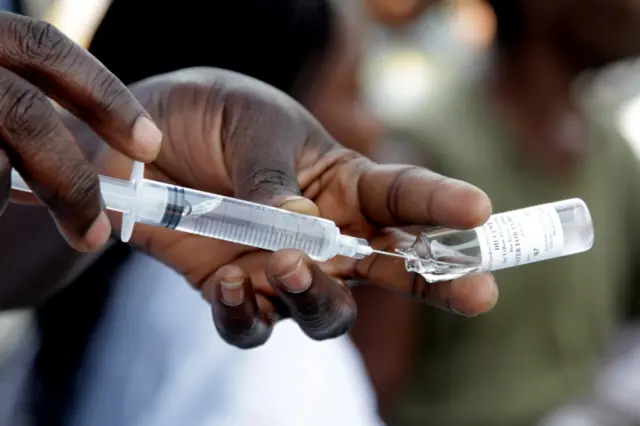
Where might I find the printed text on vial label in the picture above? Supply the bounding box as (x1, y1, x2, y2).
(476, 205, 565, 271)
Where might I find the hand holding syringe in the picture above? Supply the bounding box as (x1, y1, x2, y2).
(11, 162, 595, 283)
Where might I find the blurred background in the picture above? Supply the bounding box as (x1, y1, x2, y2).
(2, 0, 640, 425)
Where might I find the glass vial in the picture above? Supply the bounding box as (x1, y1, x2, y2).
(399, 198, 594, 282)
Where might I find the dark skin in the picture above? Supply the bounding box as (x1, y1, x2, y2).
(301, 7, 432, 406)
(365, 0, 439, 27)
(352, 0, 640, 415)
(0, 4, 497, 348)
(301, 2, 383, 157)
(0, 12, 161, 250)
(93, 68, 498, 348)
(2, 58, 499, 348)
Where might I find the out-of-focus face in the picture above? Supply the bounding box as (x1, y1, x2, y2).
(365, 0, 440, 27)
(299, 10, 383, 157)
(564, 0, 640, 66)
(517, 0, 640, 67)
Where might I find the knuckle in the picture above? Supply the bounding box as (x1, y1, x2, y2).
(220, 89, 299, 146)
(385, 166, 424, 224)
(21, 19, 76, 69)
(0, 84, 55, 139)
(302, 303, 357, 341)
(293, 292, 357, 340)
(222, 86, 281, 117)
(244, 166, 298, 201)
(48, 163, 100, 212)
(250, 167, 296, 187)
(90, 73, 134, 114)
(215, 318, 271, 349)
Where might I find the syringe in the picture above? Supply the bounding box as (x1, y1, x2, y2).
(9, 163, 595, 283)
(9, 162, 399, 262)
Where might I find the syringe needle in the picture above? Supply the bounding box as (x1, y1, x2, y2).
(370, 249, 407, 259)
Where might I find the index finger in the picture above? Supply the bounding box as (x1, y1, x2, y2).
(0, 13, 161, 161)
(358, 165, 492, 229)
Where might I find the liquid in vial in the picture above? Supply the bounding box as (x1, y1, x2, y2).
(399, 198, 594, 282)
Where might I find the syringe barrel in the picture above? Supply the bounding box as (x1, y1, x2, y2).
(137, 179, 345, 261)
(10, 169, 357, 261)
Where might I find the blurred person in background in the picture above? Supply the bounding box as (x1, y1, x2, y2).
(360, 0, 495, 129)
(353, 0, 640, 425)
(365, 0, 435, 27)
(361, 0, 494, 75)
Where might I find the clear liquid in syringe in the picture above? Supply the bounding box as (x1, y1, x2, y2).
(158, 185, 337, 260)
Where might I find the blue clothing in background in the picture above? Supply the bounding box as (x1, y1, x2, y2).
(0, 0, 15, 11)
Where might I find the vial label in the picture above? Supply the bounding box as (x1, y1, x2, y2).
(475, 204, 564, 271)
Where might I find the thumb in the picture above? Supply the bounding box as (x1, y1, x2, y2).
(231, 155, 315, 211)
(234, 160, 320, 216)
(217, 75, 328, 214)
(232, 157, 319, 214)
(227, 128, 318, 214)
(231, 157, 319, 215)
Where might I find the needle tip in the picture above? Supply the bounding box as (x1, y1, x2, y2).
(370, 249, 406, 259)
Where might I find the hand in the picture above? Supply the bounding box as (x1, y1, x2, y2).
(98, 68, 499, 348)
(0, 12, 161, 250)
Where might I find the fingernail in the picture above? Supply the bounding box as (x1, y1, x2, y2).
(220, 279, 245, 306)
(276, 258, 312, 293)
(279, 197, 319, 216)
(450, 305, 471, 317)
(84, 211, 111, 251)
(132, 116, 162, 159)
(447, 298, 479, 318)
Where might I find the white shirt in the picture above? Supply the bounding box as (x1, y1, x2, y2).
(71, 251, 383, 426)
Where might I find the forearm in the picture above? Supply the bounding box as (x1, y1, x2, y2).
(0, 112, 109, 309)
